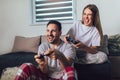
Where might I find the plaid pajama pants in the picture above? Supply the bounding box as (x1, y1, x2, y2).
(14, 63, 76, 80)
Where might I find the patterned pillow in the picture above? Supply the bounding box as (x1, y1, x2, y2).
(108, 33, 120, 53)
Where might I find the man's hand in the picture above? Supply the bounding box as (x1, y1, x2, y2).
(44, 48, 58, 59)
(34, 54, 46, 66)
(34, 54, 48, 73)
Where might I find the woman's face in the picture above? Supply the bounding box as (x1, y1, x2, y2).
(82, 8, 93, 26)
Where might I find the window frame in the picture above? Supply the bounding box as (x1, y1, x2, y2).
(31, 0, 76, 25)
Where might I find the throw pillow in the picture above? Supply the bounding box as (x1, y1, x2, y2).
(99, 35, 109, 55)
(108, 33, 120, 53)
(12, 36, 40, 53)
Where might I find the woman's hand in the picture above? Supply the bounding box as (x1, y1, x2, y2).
(63, 35, 70, 43)
(72, 40, 86, 49)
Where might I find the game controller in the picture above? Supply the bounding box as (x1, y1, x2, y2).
(39, 52, 52, 59)
(39, 54, 45, 59)
(66, 37, 78, 44)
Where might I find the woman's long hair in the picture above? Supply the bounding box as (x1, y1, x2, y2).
(82, 4, 103, 46)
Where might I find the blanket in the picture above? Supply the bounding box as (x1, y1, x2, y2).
(0, 51, 37, 77)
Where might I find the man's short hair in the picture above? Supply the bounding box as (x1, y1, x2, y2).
(47, 20, 62, 31)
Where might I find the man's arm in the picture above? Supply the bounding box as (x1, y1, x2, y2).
(56, 50, 74, 70)
(45, 48, 74, 70)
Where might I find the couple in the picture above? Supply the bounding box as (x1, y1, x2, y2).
(14, 4, 107, 80)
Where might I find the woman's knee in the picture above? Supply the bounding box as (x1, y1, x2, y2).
(96, 51, 108, 63)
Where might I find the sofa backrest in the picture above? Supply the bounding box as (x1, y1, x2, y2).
(11, 35, 109, 55)
(40, 35, 109, 55)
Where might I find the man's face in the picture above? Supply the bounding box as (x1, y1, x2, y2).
(46, 23, 61, 44)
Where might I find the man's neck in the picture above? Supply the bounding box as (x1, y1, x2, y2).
(50, 39, 61, 49)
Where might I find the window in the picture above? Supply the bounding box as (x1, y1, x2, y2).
(31, 0, 76, 24)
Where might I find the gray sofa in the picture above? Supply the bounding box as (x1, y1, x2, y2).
(108, 34, 120, 80)
(1, 34, 120, 80)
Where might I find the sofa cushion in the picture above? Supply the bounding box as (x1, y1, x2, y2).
(108, 33, 120, 54)
(98, 35, 109, 55)
(12, 36, 40, 53)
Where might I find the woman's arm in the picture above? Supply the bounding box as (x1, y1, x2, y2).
(73, 41, 99, 54)
(82, 46, 99, 54)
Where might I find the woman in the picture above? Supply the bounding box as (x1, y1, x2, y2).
(64, 4, 107, 64)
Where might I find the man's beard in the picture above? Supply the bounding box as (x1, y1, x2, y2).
(49, 39, 58, 44)
(47, 35, 59, 44)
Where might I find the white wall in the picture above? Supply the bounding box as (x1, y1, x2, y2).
(0, 0, 120, 54)
(76, 0, 120, 35)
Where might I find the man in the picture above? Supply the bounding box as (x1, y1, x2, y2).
(14, 20, 76, 80)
